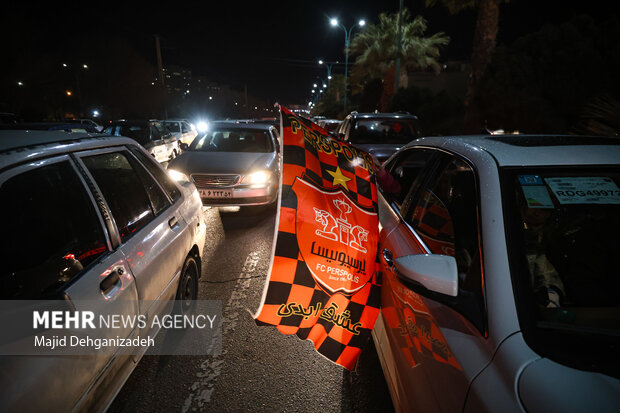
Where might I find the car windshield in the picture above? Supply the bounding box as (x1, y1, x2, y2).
(502, 166, 620, 376)
(190, 129, 273, 153)
(350, 118, 417, 144)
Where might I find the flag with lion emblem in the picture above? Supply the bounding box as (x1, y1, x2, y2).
(254, 107, 381, 370)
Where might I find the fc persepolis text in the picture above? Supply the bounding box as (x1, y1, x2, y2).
(33, 311, 218, 330)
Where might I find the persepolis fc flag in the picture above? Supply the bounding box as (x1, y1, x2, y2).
(254, 107, 381, 370)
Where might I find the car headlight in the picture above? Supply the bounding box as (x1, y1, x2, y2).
(241, 170, 272, 185)
(168, 169, 190, 183)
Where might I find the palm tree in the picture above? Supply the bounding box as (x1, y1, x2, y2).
(349, 9, 450, 110)
(426, 0, 506, 133)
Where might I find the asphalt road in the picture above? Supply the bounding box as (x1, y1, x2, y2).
(109, 206, 394, 412)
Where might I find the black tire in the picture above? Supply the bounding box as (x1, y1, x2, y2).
(175, 255, 199, 315)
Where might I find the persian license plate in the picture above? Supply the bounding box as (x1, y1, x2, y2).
(199, 189, 233, 198)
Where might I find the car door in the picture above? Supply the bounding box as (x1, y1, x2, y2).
(0, 155, 139, 412)
(149, 123, 168, 162)
(377, 149, 490, 412)
(76, 147, 191, 333)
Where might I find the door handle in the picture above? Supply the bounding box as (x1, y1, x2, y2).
(168, 217, 178, 229)
(100, 268, 122, 298)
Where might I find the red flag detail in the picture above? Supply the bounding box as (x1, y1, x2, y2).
(254, 107, 381, 370)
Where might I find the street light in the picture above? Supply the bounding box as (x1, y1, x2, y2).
(330, 17, 366, 112)
(318, 59, 338, 83)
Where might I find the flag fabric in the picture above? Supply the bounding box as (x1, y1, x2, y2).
(254, 107, 382, 370)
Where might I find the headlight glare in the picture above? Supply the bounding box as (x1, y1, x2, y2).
(241, 171, 271, 185)
(168, 169, 190, 183)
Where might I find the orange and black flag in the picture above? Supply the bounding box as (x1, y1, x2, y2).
(254, 107, 381, 370)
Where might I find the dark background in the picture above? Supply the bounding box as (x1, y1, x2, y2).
(1, 0, 618, 127)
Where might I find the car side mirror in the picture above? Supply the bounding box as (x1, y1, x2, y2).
(180, 143, 189, 151)
(393, 254, 458, 297)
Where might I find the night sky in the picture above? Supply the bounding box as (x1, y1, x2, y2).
(2, 0, 617, 105)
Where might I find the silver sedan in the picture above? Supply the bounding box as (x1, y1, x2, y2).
(167, 122, 280, 208)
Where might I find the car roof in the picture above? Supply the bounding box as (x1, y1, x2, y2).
(0, 130, 137, 169)
(407, 134, 620, 167)
(351, 112, 418, 120)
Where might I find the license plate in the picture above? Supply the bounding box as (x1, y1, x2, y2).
(199, 189, 233, 198)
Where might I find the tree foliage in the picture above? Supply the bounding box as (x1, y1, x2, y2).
(349, 9, 450, 93)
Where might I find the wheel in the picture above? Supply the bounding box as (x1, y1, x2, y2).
(175, 255, 199, 314)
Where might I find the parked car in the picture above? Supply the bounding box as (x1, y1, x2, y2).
(373, 134, 620, 412)
(0, 129, 206, 412)
(70, 118, 104, 132)
(104, 119, 179, 163)
(167, 122, 280, 208)
(163, 118, 197, 146)
(336, 111, 419, 162)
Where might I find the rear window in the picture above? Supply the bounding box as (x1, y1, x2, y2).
(164, 122, 181, 133)
(106, 124, 151, 145)
(350, 118, 418, 144)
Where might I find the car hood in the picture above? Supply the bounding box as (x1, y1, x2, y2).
(168, 151, 277, 175)
(519, 358, 620, 411)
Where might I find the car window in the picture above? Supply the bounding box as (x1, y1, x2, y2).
(129, 146, 182, 202)
(113, 124, 151, 145)
(384, 148, 436, 209)
(502, 167, 620, 373)
(82, 152, 156, 243)
(0, 160, 108, 299)
(127, 153, 170, 215)
(406, 156, 485, 332)
(166, 122, 181, 133)
(151, 124, 162, 140)
(181, 122, 190, 133)
(350, 118, 417, 144)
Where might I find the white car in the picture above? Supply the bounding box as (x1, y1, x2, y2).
(163, 119, 198, 147)
(0, 130, 206, 412)
(374, 134, 620, 412)
(104, 119, 180, 163)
